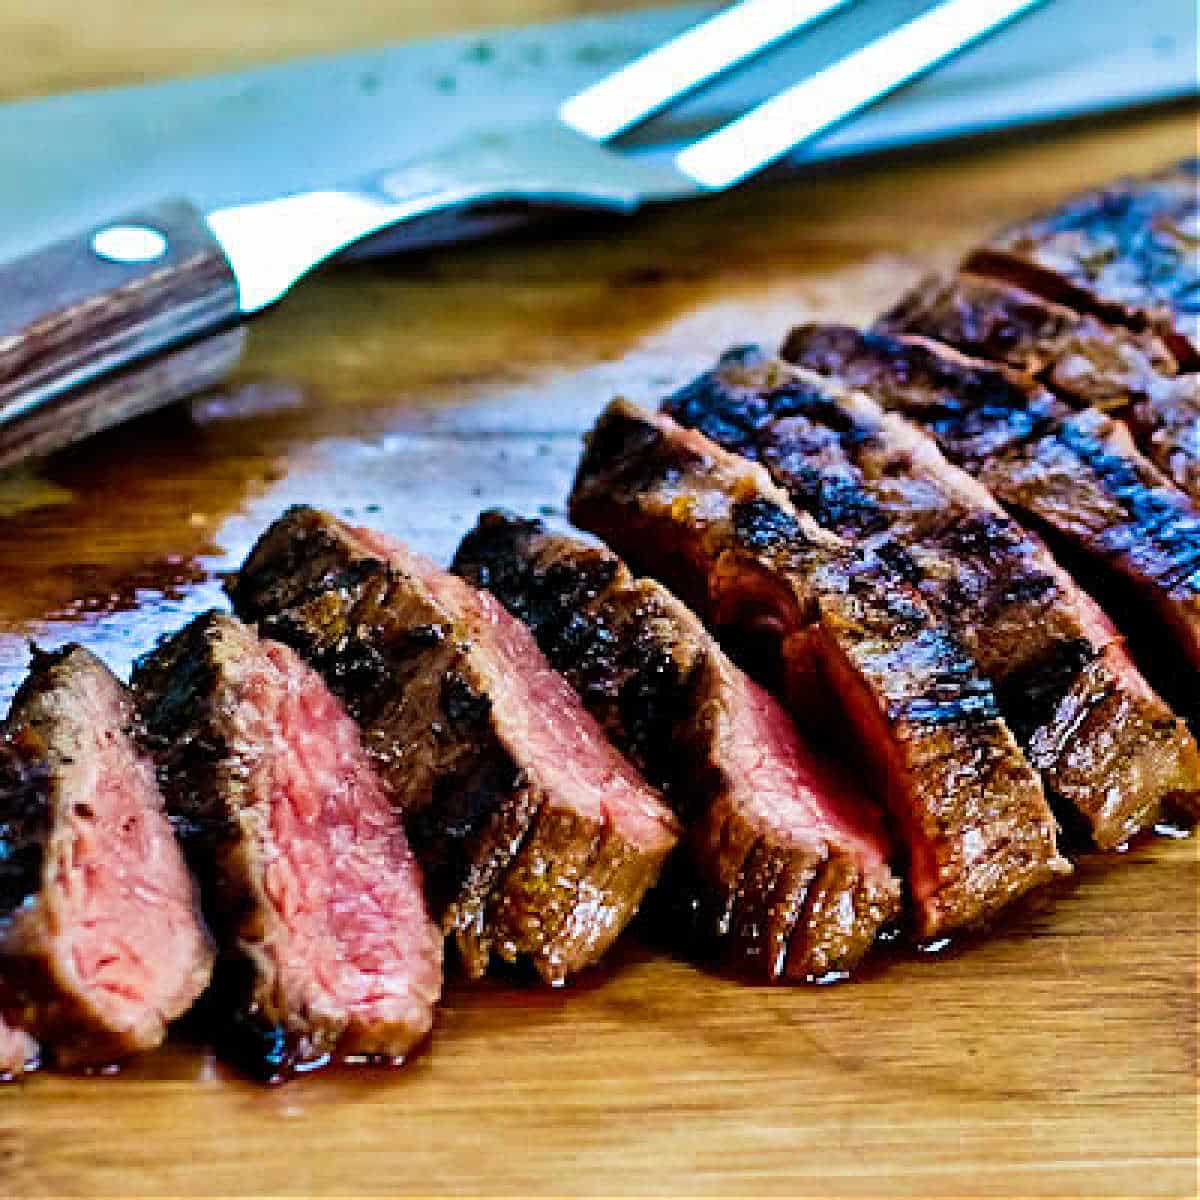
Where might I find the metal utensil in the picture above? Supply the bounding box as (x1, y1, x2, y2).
(0, 0, 1046, 464)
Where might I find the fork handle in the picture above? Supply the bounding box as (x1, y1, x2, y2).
(0, 198, 240, 431)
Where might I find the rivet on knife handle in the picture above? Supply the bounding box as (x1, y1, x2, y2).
(0, 198, 241, 428)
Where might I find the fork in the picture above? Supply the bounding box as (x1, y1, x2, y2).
(0, 0, 1045, 465)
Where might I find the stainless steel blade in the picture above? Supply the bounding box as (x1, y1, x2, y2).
(0, 0, 1194, 265)
(676, 0, 1049, 189)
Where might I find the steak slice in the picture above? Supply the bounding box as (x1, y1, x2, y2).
(133, 613, 443, 1080)
(0, 647, 213, 1069)
(569, 401, 1068, 939)
(452, 511, 902, 980)
(784, 324, 1200, 719)
(964, 158, 1200, 366)
(228, 507, 679, 985)
(877, 273, 1200, 503)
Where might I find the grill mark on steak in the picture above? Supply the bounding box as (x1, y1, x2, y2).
(660, 348, 1200, 847)
(964, 158, 1200, 367)
(878, 273, 1179, 404)
(133, 613, 443, 1081)
(228, 507, 678, 985)
(783, 324, 1200, 728)
(0, 647, 213, 1070)
(452, 511, 901, 980)
(877, 273, 1200, 504)
(569, 401, 1068, 938)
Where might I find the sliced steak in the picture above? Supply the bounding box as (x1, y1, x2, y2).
(228, 507, 679, 985)
(964, 159, 1200, 366)
(661, 347, 1200, 847)
(0, 647, 213, 1069)
(784, 324, 1200, 725)
(569, 401, 1068, 939)
(877, 273, 1200, 503)
(133, 613, 443, 1080)
(452, 511, 901, 980)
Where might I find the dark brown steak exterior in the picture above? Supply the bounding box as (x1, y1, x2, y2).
(784, 324, 1200, 724)
(661, 347, 1200, 847)
(134, 613, 443, 1080)
(453, 512, 901, 979)
(877, 273, 1200, 503)
(570, 401, 1068, 938)
(228, 507, 679, 985)
(0, 647, 213, 1069)
(0, 743, 44, 1080)
(964, 159, 1200, 366)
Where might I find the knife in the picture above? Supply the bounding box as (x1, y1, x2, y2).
(0, 0, 1194, 468)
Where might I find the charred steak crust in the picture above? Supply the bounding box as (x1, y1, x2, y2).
(964, 158, 1200, 366)
(783, 326, 1200, 705)
(0, 646, 213, 1069)
(660, 348, 1200, 847)
(228, 506, 678, 985)
(134, 612, 442, 1080)
(0, 739, 50, 921)
(569, 401, 1069, 938)
(876, 273, 1180, 406)
(877, 273, 1200, 505)
(452, 511, 901, 980)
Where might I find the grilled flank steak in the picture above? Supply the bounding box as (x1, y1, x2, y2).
(0, 647, 213, 1070)
(453, 512, 902, 980)
(134, 613, 443, 1081)
(877, 273, 1200, 505)
(570, 401, 1069, 939)
(964, 158, 1200, 367)
(228, 507, 679, 985)
(784, 325, 1200, 727)
(661, 347, 1200, 848)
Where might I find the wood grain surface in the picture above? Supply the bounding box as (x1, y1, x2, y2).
(0, 5, 1198, 1197)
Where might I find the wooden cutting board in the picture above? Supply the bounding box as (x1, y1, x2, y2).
(0, 8, 1196, 1191)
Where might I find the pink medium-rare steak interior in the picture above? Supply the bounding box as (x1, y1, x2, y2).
(1, 647, 213, 1068)
(347, 523, 677, 853)
(133, 612, 443, 1078)
(217, 631, 442, 1063)
(714, 662, 889, 871)
(700, 657, 900, 976)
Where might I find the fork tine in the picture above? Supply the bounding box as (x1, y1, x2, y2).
(558, 0, 858, 143)
(676, 0, 1048, 190)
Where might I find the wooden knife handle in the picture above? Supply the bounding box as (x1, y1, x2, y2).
(0, 329, 247, 471)
(0, 199, 241, 428)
